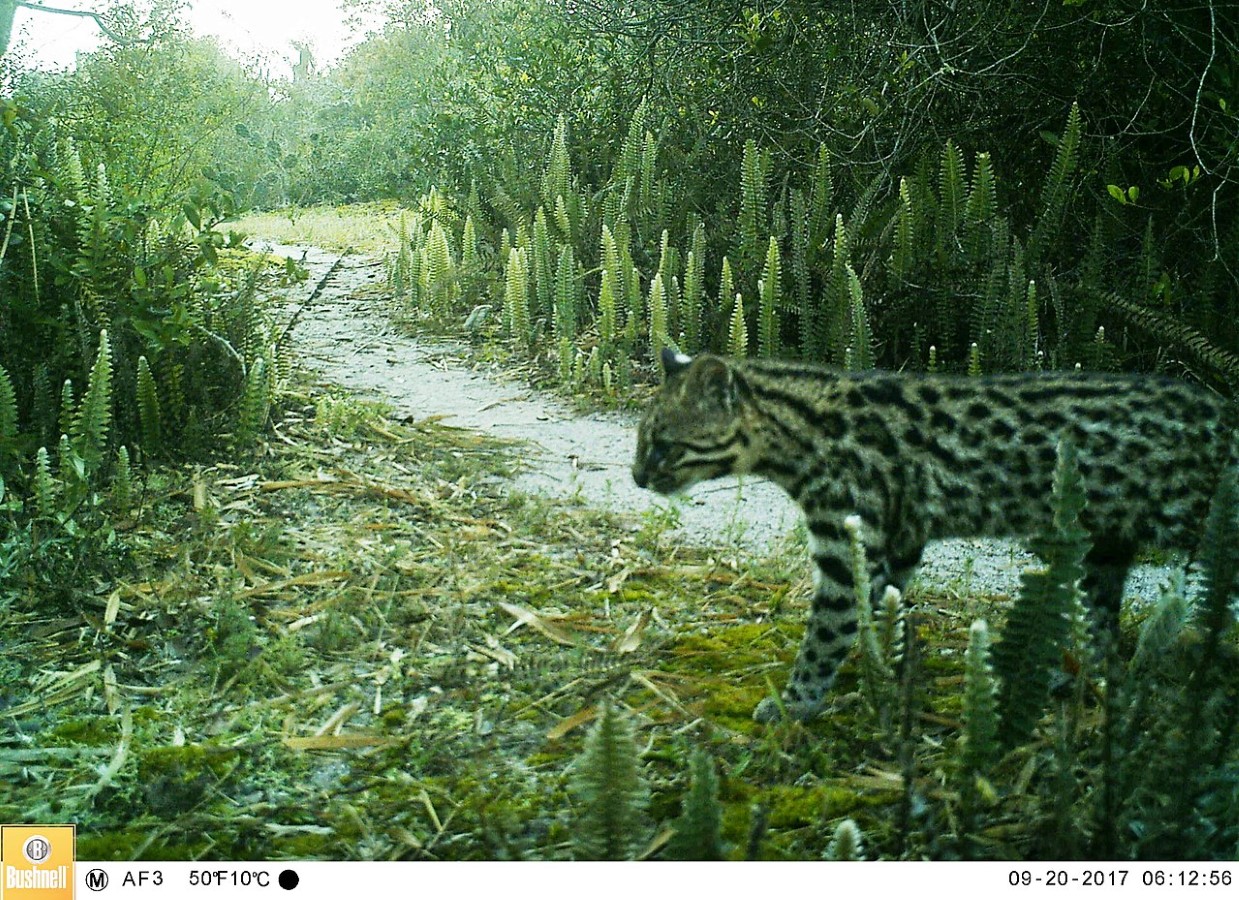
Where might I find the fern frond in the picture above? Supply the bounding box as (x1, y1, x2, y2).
(728, 292, 748, 358)
(845, 515, 895, 718)
(961, 619, 1001, 775)
(825, 215, 852, 363)
(423, 220, 456, 318)
(1029, 102, 1082, 267)
(1196, 466, 1238, 652)
(937, 139, 967, 254)
(758, 237, 781, 358)
(598, 266, 619, 363)
(738, 139, 767, 272)
(0, 361, 17, 446)
(846, 264, 873, 370)
(964, 153, 997, 263)
(571, 702, 648, 860)
(460, 214, 480, 274)
(112, 445, 132, 514)
(825, 819, 865, 860)
(553, 244, 578, 344)
(504, 247, 531, 347)
(531, 207, 554, 322)
(237, 355, 271, 444)
(34, 446, 56, 518)
(891, 177, 915, 279)
(648, 272, 668, 361)
(993, 441, 1089, 748)
(71, 329, 113, 470)
(718, 256, 735, 337)
(136, 355, 161, 456)
(808, 144, 834, 254)
(1103, 292, 1239, 388)
(542, 114, 572, 210)
(667, 749, 724, 860)
(681, 226, 706, 353)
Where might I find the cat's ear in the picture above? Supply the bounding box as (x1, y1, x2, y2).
(661, 347, 694, 381)
(686, 355, 738, 412)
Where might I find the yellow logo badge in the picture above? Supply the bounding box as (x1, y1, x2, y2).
(1, 825, 75, 900)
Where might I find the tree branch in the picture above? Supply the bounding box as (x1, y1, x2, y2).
(11, 0, 131, 48)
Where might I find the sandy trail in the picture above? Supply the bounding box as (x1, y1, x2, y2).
(266, 241, 1180, 602)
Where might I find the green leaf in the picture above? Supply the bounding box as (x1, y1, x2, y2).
(1106, 184, 1126, 203)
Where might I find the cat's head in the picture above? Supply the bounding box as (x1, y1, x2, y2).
(632, 349, 752, 494)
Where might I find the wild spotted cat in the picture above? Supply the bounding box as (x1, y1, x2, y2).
(632, 349, 1236, 722)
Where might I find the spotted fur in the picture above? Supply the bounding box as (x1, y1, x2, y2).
(632, 349, 1236, 722)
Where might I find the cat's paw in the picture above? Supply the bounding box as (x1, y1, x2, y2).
(753, 695, 823, 723)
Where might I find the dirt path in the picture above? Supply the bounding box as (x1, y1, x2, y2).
(265, 241, 1180, 602)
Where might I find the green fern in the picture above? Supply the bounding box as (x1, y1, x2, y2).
(237, 355, 271, 444)
(0, 362, 16, 448)
(728, 291, 748, 357)
(71, 329, 113, 471)
(58, 432, 85, 488)
(1194, 466, 1239, 669)
(758, 236, 781, 358)
(112, 445, 132, 514)
(136, 355, 161, 457)
(460, 214, 480, 275)
(571, 702, 648, 860)
(808, 144, 834, 254)
(667, 749, 724, 861)
(598, 266, 619, 363)
(1028, 102, 1082, 267)
(617, 100, 647, 187)
(738, 139, 767, 274)
(993, 441, 1090, 748)
(542, 114, 572, 210)
(553, 244, 578, 344)
(639, 130, 658, 216)
(824, 215, 852, 363)
(557, 336, 574, 385)
(421, 220, 456, 318)
(846, 264, 874, 370)
(964, 153, 997, 263)
(891, 177, 915, 279)
(937, 139, 967, 256)
(961, 619, 1001, 777)
(788, 189, 811, 324)
(825, 819, 865, 861)
(554, 193, 574, 245)
(1102, 292, 1239, 388)
(648, 272, 668, 361)
(718, 257, 736, 346)
(681, 225, 706, 352)
(845, 514, 896, 719)
(504, 247, 531, 347)
(34, 446, 56, 518)
(532, 207, 554, 321)
(968, 341, 983, 376)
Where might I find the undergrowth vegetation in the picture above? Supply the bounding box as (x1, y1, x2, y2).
(5, 381, 1234, 860)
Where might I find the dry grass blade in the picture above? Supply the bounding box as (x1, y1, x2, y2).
(496, 600, 579, 646)
(546, 704, 598, 740)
